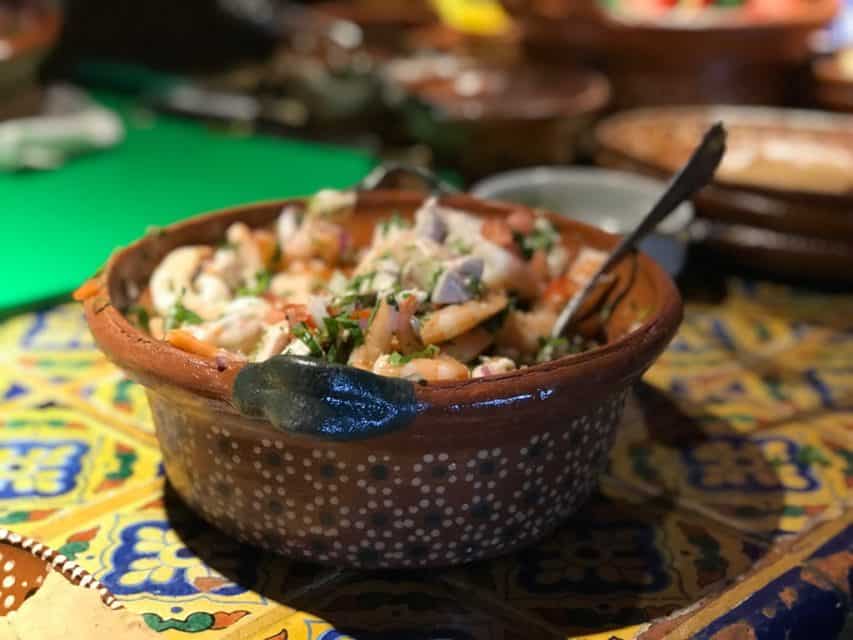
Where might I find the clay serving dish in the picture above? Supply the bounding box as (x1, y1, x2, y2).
(595, 105, 853, 281)
(83, 190, 681, 569)
(0, 528, 120, 615)
(388, 61, 610, 177)
(502, 0, 838, 108)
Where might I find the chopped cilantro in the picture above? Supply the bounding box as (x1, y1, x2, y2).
(127, 305, 150, 332)
(515, 222, 559, 259)
(378, 212, 410, 235)
(448, 239, 471, 254)
(237, 270, 272, 296)
(388, 345, 440, 366)
(292, 322, 324, 357)
(165, 300, 202, 331)
(464, 275, 484, 297)
(536, 335, 584, 363)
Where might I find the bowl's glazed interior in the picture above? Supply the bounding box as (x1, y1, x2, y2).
(83, 191, 681, 568)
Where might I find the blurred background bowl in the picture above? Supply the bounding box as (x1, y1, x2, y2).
(388, 60, 610, 178)
(501, 0, 839, 109)
(0, 0, 61, 120)
(471, 166, 694, 277)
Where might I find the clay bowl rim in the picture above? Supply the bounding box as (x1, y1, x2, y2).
(0, 2, 61, 60)
(396, 63, 611, 124)
(502, 0, 838, 34)
(0, 527, 121, 611)
(594, 104, 853, 206)
(83, 190, 681, 420)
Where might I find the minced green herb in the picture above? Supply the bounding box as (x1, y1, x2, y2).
(448, 238, 472, 255)
(464, 275, 484, 297)
(238, 270, 272, 297)
(515, 222, 559, 259)
(378, 212, 410, 236)
(388, 345, 440, 366)
(165, 300, 202, 331)
(535, 335, 585, 363)
(292, 322, 324, 357)
(127, 305, 150, 332)
(292, 313, 366, 363)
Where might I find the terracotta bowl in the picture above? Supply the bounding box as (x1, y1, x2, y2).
(595, 105, 853, 281)
(389, 62, 610, 177)
(83, 191, 681, 569)
(502, 0, 838, 108)
(0, 528, 120, 615)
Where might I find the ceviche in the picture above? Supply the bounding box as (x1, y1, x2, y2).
(127, 191, 611, 382)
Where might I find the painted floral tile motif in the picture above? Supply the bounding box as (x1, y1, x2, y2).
(41, 487, 332, 638)
(241, 611, 355, 640)
(69, 369, 155, 437)
(0, 303, 97, 355)
(688, 517, 853, 640)
(446, 487, 763, 638)
(611, 387, 851, 537)
(0, 402, 161, 533)
(0, 304, 111, 384)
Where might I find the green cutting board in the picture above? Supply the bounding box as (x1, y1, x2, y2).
(0, 95, 373, 312)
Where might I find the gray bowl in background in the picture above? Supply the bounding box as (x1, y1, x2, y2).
(471, 167, 695, 276)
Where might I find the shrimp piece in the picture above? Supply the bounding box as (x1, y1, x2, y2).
(270, 271, 322, 304)
(419, 292, 508, 345)
(252, 321, 291, 361)
(284, 218, 345, 264)
(348, 296, 421, 369)
(392, 293, 423, 354)
(495, 307, 558, 357)
(474, 242, 540, 300)
(373, 354, 470, 382)
(472, 356, 517, 378)
(348, 300, 394, 370)
(150, 246, 216, 317)
(568, 247, 608, 285)
(439, 327, 493, 363)
(185, 298, 270, 354)
(226, 222, 264, 282)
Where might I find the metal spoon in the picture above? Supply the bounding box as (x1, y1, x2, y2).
(551, 122, 727, 338)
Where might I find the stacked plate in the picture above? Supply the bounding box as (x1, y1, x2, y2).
(595, 105, 853, 281)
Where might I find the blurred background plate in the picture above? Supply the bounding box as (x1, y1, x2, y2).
(471, 166, 694, 277)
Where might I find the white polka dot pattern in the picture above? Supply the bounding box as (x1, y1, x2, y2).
(0, 528, 121, 613)
(154, 390, 628, 568)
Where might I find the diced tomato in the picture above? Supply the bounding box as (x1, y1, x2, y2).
(351, 308, 373, 321)
(283, 304, 314, 328)
(543, 276, 579, 308)
(507, 209, 535, 234)
(264, 308, 288, 324)
(482, 218, 515, 248)
(529, 250, 550, 282)
(568, 247, 608, 285)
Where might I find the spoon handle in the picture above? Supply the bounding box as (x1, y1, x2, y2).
(551, 122, 727, 338)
